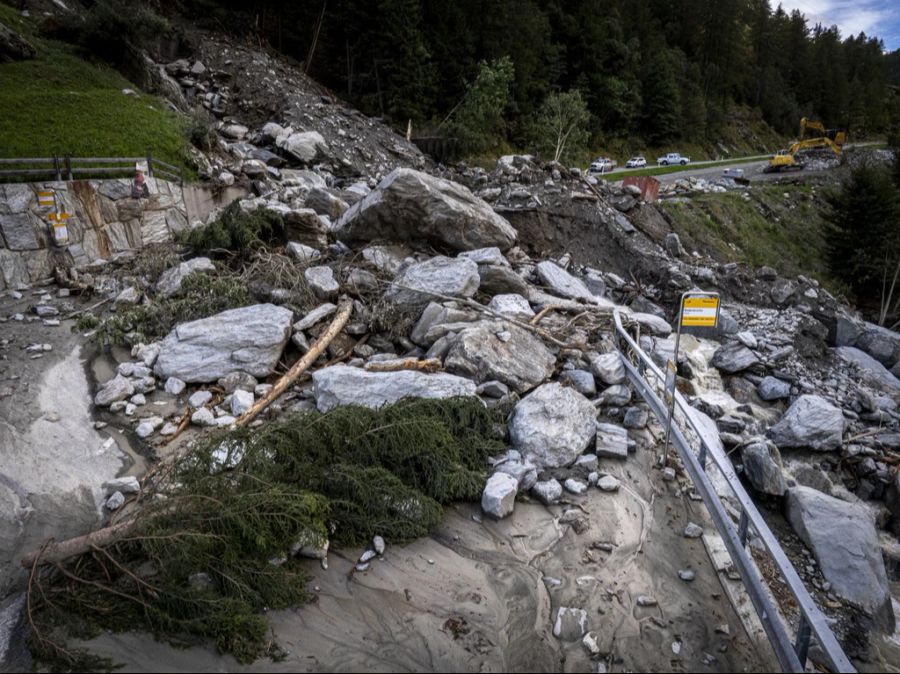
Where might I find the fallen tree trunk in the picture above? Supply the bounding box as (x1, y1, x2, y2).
(21, 518, 139, 569)
(364, 357, 442, 373)
(237, 297, 353, 427)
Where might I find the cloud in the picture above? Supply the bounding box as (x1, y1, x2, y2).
(776, 0, 900, 47)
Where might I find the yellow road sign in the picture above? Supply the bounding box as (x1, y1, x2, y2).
(47, 212, 70, 221)
(681, 295, 719, 327)
(38, 191, 55, 208)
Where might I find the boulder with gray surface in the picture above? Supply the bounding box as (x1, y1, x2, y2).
(312, 365, 477, 412)
(154, 304, 293, 383)
(384, 256, 480, 310)
(481, 472, 518, 519)
(155, 257, 216, 297)
(535, 261, 597, 303)
(444, 321, 555, 393)
(711, 342, 760, 374)
(509, 383, 597, 469)
(786, 486, 894, 632)
(768, 394, 844, 452)
(589, 352, 625, 385)
(334, 168, 517, 252)
(740, 442, 786, 496)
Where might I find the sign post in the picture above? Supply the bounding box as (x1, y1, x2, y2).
(662, 291, 720, 466)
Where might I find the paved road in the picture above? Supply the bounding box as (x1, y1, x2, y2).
(605, 141, 881, 185)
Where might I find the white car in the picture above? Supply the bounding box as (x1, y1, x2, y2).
(625, 156, 646, 168)
(588, 157, 616, 174)
(657, 152, 690, 166)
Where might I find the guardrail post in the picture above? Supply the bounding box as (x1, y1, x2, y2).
(698, 442, 708, 470)
(794, 615, 811, 667)
(147, 150, 153, 178)
(738, 509, 749, 546)
(53, 154, 61, 181)
(64, 153, 73, 181)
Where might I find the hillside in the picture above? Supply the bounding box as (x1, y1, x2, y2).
(0, 4, 186, 165)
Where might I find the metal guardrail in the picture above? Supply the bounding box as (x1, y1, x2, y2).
(0, 154, 184, 184)
(612, 309, 854, 673)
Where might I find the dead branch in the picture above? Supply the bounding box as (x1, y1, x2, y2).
(21, 517, 141, 569)
(364, 358, 442, 373)
(236, 297, 353, 427)
(530, 304, 566, 326)
(162, 406, 192, 445)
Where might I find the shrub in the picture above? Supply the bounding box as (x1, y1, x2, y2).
(181, 202, 286, 257)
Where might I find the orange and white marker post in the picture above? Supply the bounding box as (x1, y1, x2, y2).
(662, 291, 720, 465)
(39, 190, 70, 245)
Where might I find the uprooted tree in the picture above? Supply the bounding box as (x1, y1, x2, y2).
(25, 397, 506, 670)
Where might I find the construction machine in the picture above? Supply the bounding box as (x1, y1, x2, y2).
(763, 116, 848, 172)
(799, 117, 847, 146)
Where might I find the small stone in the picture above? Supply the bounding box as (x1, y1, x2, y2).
(661, 467, 676, 482)
(553, 607, 588, 642)
(373, 536, 385, 555)
(582, 632, 601, 655)
(636, 595, 658, 607)
(191, 407, 216, 426)
(230, 389, 254, 416)
(130, 393, 146, 406)
(678, 569, 696, 582)
(683, 522, 704, 538)
(532, 479, 563, 505)
(564, 478, 588, 494)
(359, 549, 377, 564)
(165, 377, 186, 395)
(189, 390, 213, 408)
(106, 491, 125, 510)
(597, 475, 620, 492)
(103, 476, 140, 494)
(159, 422, 178, 436)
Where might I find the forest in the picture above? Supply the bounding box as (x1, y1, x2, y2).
(173, 0, 900, 152)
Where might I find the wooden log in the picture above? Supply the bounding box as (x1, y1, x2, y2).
(21, 518, 139, 569)
(236, 297, 353, 427)
(364, 358, 442, 373)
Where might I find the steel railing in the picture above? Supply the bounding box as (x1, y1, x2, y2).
(612, 309, 854, 673)
(0, 153, 184, 184)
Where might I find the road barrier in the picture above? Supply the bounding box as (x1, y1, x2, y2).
(0, 153, 184, 184)
(612, 309, 854, 673)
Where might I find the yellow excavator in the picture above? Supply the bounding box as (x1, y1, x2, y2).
(800, 117, 847, 146)
(765, 118, 846, 172)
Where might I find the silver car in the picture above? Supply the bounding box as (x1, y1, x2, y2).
(625, 156, 646, 168)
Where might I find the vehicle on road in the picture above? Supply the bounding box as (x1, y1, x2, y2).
(588, 157, 616, 174)
(657, 152, 690, 166)
(723, 167, 744, 177)
(625, 156, 646, 168)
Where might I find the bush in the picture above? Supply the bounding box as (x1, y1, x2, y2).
(447, 56, 515, 156)
(181, 202, 286, 257)
(73, 0, 171, 65)
(78, 272, 254, 345)
(185, 106, 215, 152)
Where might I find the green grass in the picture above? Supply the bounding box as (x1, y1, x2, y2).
(660, 184, 846, 294)
(0, 5, 189, 169)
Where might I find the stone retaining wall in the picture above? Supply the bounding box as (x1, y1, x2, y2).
(0, 178, 189, 290)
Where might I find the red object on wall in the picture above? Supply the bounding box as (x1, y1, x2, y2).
(623, 176, 660, 202)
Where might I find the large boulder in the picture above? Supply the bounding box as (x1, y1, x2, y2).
(333, 168, 518, 252)
(535, 261, 596, 303)
(509, 383, 597, 469)
(278, 130, 328, 163)
(155, 257, 216, 297)
(711, 342, 760, 374)
(785, 486, 894, 632)
(154, 304, 293, 383)
(312, 365, 477, 412)
(837, 346, 900, 392)
(444, 321, 555, 393)
(384, 256, 480, 310)
(740, 442, 786, 496)
(768, 395, 844, 452)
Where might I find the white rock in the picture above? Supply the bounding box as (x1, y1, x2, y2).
(165, 377, 186, 395)
(481, 472, 518, 519)
(230, 389, 254, 416)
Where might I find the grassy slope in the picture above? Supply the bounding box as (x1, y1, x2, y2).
(0, 3, 188, 165)
(659, 183, 844, 293)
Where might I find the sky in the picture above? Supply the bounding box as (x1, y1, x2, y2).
(777, 0, 900, 50)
